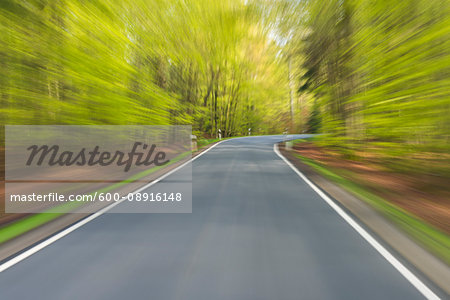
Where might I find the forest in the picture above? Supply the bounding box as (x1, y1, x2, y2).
(0, 0, 449, 174)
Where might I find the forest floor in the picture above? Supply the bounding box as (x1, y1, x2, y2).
(290, 141, 450, 235)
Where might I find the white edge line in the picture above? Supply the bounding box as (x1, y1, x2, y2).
(273, 143, 440, 300)
(0, 139, 227, 273)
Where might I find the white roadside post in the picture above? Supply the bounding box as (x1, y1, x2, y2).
(286, 132, 293, 151)
(218, 129, 222, 140)
(286, 139, 293, 150)
(190, 134, 197, 151)
(283, 128, 292, 150)
(248, 128, 251, 136)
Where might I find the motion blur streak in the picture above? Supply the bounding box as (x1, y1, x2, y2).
(0, 0, 449, 297)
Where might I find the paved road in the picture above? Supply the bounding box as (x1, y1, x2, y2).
(0, 136, 428, 299)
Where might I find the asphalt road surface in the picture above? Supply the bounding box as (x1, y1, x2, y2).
(0, 136, 432, 299)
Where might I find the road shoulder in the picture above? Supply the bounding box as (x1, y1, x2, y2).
(279, 143, 450, 297)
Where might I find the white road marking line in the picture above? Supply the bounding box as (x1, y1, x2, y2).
(274, 143, 440, 300)
(0, 140, 226, 273)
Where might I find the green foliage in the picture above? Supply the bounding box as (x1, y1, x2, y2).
(1, 0, 448, 174)
(280, 0, 450, 175)
(306, 100, 321, 133)
(0, 0, 292, 136)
